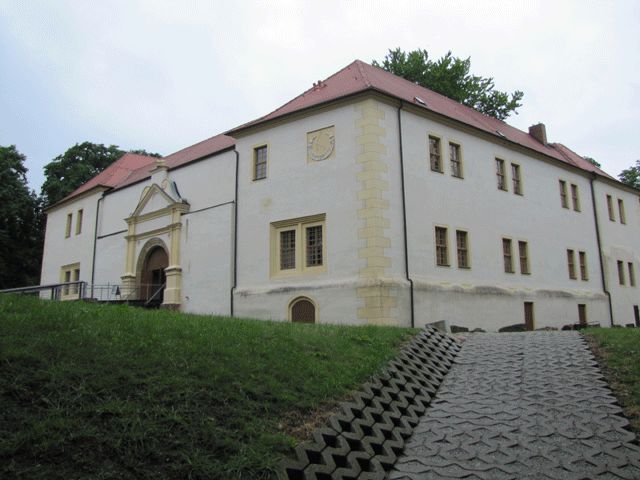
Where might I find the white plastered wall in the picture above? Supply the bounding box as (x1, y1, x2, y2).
(40, 190, 104, 295)
(233, 99, 413, 325)
(593, 180, 640, 326)
(400, 108, 608, 331)
(74, 151, 236, 310)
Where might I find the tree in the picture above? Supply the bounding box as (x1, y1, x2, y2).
(619, 160, 640, 189)
(40, 143, 162, 207)
(584, 157, 601, 168)
(41, 142, 124, 207)
(373, 48, 524, 120)
(129, 149, 162, 158)
(0, 145, 43, 288)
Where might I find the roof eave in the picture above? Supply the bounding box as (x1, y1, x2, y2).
(45, 185, 111, 213)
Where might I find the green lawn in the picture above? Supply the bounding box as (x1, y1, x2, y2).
(0, 295, 414, 480)
(584, 328, 640, 434)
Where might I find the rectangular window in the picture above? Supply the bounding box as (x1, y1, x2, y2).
(64, 270, 71, 295)
(629, 262, 636, 287)
(253, 145, 268, 180)
(567, 249, 576, 279)
(65, 213, 72, 238)
(618, 260, 625, 285)
(496, 158, 507, 191)
(449, 142, 463, 178)
(618, 199, 626, 224)
(72, 268, 80, 294)
(279, 230, 296, 270)
(60, 263, 80, 299)
(503, 238, 514, 273)
(512, 163, 522, 195)
(570, 184, 580, 211)
(75, 209, 83, 235)
(429, 136, 442, 172)
(271, 214, 326, 276)
(456, 230, 469, 268)
(305, 225, 323, 267)
(559, 180, 568, 208)
(579, 251, 588, 281)
(607, 195, 615, 221)
(519, 241, 530, 274)
(435, 227, 449, 266)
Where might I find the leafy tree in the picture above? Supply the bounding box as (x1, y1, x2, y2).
(584, 157, 601, 168)
(41, 142, 124, 207)
(129, 149, 162, 158)
(619, 160, 640, 189)
(40, 143, 162, 207)
(0, 145, 44, 288)
(373, 48, 524, 120)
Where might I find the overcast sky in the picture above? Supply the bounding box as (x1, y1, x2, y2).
(1, 0, 638, 191)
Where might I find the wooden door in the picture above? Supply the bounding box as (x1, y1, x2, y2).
(524, 302, 534, 331)
(578, 304, 587, 327)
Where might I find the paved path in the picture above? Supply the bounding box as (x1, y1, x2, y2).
(388, 332, 640, 480)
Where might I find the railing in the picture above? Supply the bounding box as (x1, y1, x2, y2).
(0, 281, 87, 300)
(0, 282, 166, 306)
(144, 283, 166, 307)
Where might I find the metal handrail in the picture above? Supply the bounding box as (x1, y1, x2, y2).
(0, 282, 165, 306)
(144, 283, 166, 307)
(0, 281, 86, 300)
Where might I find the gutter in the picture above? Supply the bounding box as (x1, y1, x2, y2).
(590, 173, 614, 326)
(230, 149, 239, 316)
(90, 192, 105, 299)
(397, 102, 415, 328)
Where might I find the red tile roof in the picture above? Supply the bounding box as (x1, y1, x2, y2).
(111, 134, 235, 191)
(59, 134, 235, 205)
(60, 60, 618, 208)
(550, 143, 614, 179)
(59, 152, 157, 203)
(228, 60, 613, 177)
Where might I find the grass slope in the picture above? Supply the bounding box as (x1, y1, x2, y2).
(0, 295, 414, 480)
(585, 328, 640, 434)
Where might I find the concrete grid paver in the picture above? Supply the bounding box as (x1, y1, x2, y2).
(388, 332, 640, 480)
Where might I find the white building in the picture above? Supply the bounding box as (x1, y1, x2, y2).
(40, 60, 640, 331)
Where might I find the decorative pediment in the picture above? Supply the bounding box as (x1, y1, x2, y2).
(129, 183, 189, 222)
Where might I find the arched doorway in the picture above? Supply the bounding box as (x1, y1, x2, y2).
(289, 297, 316, 324)
(140, 246, 168, 302)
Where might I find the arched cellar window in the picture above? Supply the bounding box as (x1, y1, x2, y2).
(290, 297, 316, 324)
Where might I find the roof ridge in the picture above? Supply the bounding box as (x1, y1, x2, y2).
(227, 60, 366, 133)
(355, 59, 372, 87)
(549, 143, 576, 164)
(361, 60, 511, 127)
(164, 133, 234, 159)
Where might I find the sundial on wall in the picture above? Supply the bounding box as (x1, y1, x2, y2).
(307, 126, 335, 162)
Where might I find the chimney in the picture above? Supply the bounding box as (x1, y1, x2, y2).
(529, 123, 548, 145)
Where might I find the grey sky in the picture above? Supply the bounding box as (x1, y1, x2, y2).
(1, 0, 638, 191)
